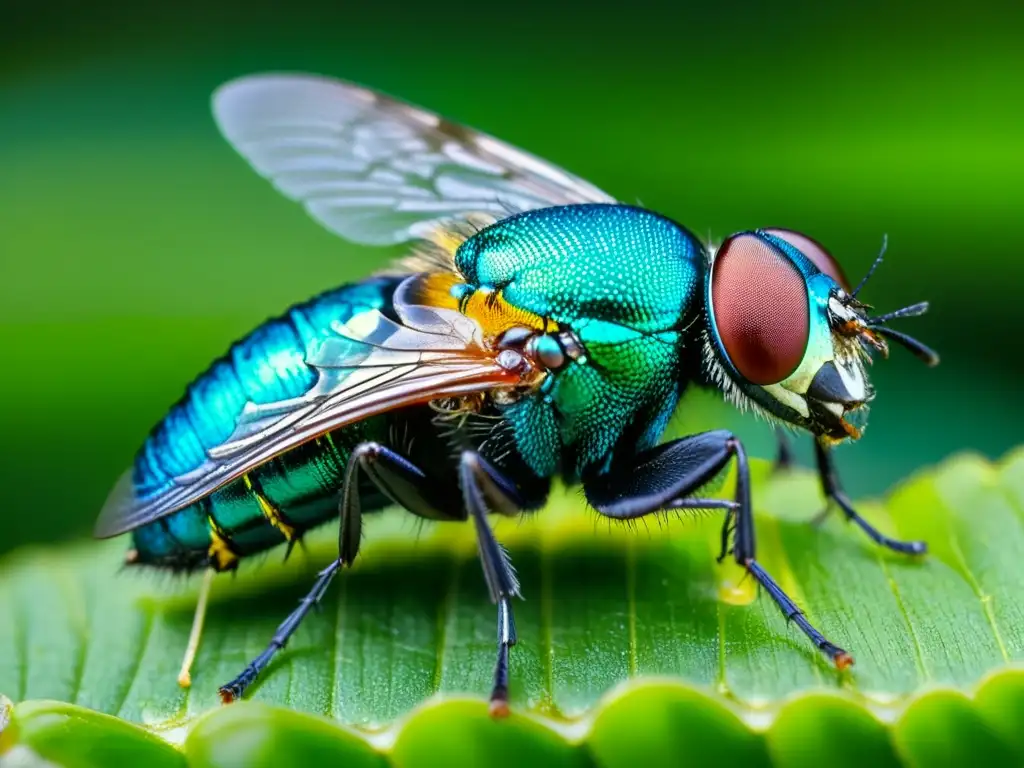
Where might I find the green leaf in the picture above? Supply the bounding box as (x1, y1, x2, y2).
(2, 699, 186, 768)
(2, 448, 1023, 767)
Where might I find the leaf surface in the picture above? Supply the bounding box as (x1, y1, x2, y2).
(1, 449, 1023, 767)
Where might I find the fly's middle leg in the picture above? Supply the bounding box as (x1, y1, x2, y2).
(459, 450, 524, 718)
(218, 441, 461, 704)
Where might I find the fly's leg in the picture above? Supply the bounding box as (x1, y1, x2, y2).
(178, 567, 215, 687)
(460, 451, 524, 718)
(218, 559, 342, 703)
(584, 430, 852, 671)
(813, 439, 927, 555)
(218, 442, 460, 703)
(773, 427, 795, 472)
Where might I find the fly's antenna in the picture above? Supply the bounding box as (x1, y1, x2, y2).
(847, 234, 938, 366)
(866, 325, 940, 367)
(869, 301, 930, 326)
(864, 296, 939, 366)
(851, 233, 887, 298)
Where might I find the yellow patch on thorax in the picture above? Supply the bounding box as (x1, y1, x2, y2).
(396, 219, 558, 343)
(410, 271, 557, 341)
(463, 287, 558, 338)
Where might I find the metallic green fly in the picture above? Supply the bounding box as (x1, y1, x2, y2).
(94, 72, 939, 716)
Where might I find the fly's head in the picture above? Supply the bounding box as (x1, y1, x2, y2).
(702, 228, 939, 443)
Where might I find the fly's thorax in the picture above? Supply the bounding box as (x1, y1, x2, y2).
(454, 204, 702, 334)
(441, 203, 705, 476)
(702, 229, 878, 442)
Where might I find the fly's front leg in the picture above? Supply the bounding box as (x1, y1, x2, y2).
(460, 451, 525, 718)
(219, 442, 458, 703)
(813, 440, 927, 556)
(585, 430, 852, 671)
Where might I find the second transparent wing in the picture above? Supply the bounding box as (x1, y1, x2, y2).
(211, 72, 616, 246)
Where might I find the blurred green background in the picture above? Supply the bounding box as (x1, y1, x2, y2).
(2, 0, 1022, 556)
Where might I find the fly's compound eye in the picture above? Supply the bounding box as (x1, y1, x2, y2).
(711, 233, 810, 385)
(762, 228, 850, 291)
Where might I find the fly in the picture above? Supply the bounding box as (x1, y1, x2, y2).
(94, 73, 939, 717)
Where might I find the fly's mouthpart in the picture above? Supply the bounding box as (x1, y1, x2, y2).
(807, 397, 867, 442)
(805, 355, 874, 442)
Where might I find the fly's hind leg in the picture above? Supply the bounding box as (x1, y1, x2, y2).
(178, 567, 215, 688)
(584, 430, 852, 670)
(218, 441, 461, 704)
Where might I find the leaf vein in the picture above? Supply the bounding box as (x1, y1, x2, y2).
(432, 553, 458, 695)
(60, 571, 89, 704)
(716, 586, 727, 695)
(14, 586, 27, 702)
(876, 552, 929, 681)
(329, 567, 345, 719)
(114, 603, 155, 718)
(937, 500, 1010, 663)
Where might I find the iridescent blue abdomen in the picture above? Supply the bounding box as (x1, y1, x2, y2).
(133, 276, 399, 497)
(130, 276, 403, 570)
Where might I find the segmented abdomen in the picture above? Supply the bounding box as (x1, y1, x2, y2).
(129, 276, 402, 570)
(129, 425, 386, 570)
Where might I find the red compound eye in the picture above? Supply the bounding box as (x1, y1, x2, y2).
(763, 228, 850, 291)
(711, 233, 810, 385)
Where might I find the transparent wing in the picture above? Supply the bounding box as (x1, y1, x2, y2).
(211, 72, 616, 246)
(94, 279, 540, 538)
